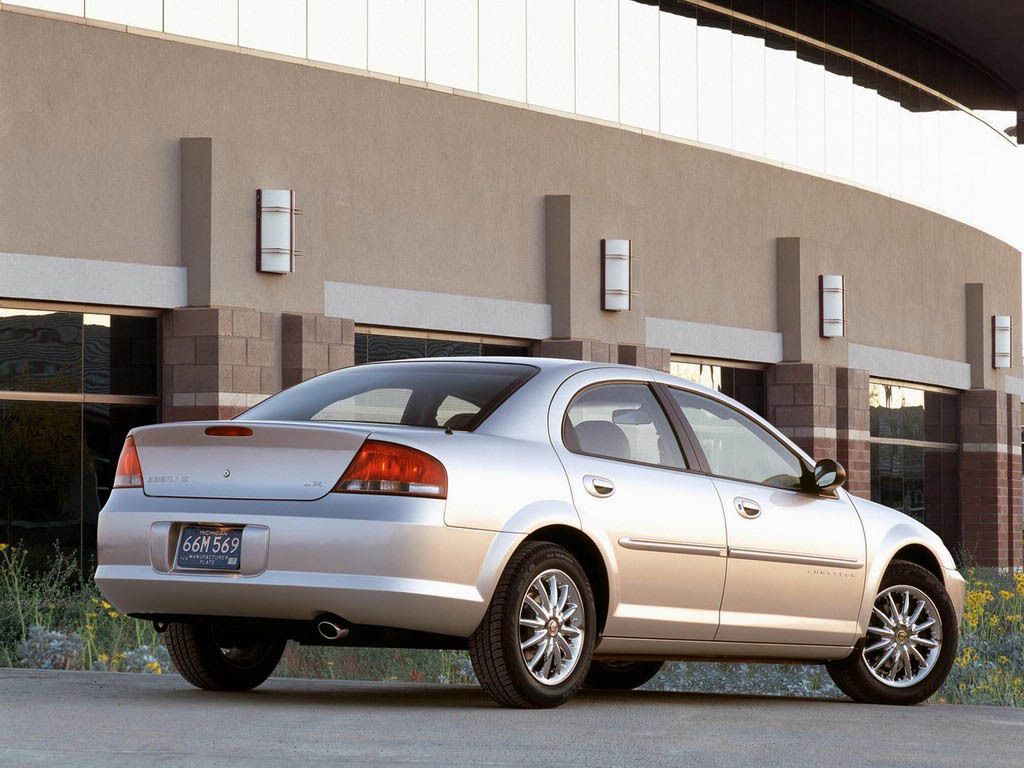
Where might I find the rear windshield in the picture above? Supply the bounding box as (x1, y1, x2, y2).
(241, 362, 537, 430)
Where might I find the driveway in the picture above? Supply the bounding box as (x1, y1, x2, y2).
(0, 669, 1020, 767)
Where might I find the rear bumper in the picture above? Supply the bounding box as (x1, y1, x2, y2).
(96, 489, 523, 637)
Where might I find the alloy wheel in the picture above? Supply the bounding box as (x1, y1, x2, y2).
(518, 568, 585, 686)
(862, 584, 943, 688)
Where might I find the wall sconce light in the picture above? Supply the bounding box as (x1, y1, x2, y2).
(257, 189, 301, 274)
(819, 274, 845, 338)
(602, 239, 631, 312)
(993, 315, 1012, 368)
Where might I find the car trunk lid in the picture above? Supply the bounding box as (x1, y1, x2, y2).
(132, 421, 370, 500)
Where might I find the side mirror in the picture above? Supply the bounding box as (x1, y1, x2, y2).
(812, 458, 847, 493)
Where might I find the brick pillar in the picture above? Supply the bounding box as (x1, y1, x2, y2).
(960, 389, 1019, 568)
(617, 344, 671, 372)
(836, 367, 871, 498)
(534, 339, 668, 372)
(281, 313, 354, 388)
(1006, 394, 1023, 570)
(162, 307, 278, 421)
(534, 339, 618, 364)
(766, 362, 836, 461)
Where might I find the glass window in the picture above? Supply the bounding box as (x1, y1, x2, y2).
(425, 339, 480, 358)
(355, 332, 531, 364)
(659, 3, 698, 141)
(425, 0, 478, 91)
(307, 0, 368, 69)
(312, 387, 413, 425)
(82, 403, 159, 562)
(697, 8, 732, 149)
(670, 360, 766, 417)
(731, 19, 766, 157)
(526, 0, 574, 112)
(574, 0, 618, 122)
(0, 306, 160, 570)
(244, 361, 536, 430)
(0, 401, 83, 570)
(619, 0, 659, 131)
(367, 0, 426, 80)
(868, 381, 960, 549)
(563, 384, 684, 469)
(0, 308, 82, 393)
(764, 29, 797, 164)
(479, 0, 526, 102)
(238, 0, 306, 58)
(84, 314, 159, 396)
(670, 388, 805, 490)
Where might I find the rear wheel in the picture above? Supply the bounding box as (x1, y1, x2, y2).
(826, 561, 957, 705)
(585, 660, 664, 691)
(469, 541, 596, 708)
(166, 622, 286, 692)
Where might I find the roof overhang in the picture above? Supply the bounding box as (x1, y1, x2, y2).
(864, 0, 1024, 96)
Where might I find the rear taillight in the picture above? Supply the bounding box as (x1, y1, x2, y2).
(334, 440, 447, 499)
(113, 436, 144, 489)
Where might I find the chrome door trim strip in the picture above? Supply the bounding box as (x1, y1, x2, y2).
(728, 547, 864, 570)
(618, 537, 727, 558)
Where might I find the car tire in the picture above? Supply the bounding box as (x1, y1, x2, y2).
(469, 541, 597, 708)
(166, 621, 286, 692)
(826, 561, 958, 705)
(585, 660, 664, 691)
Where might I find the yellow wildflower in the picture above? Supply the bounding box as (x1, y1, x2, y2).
(999, 590, 1014, 601)
(145, 661, 162, 675)
(97, 653, 109, 663)
(1015, 572, 1024, 596)
(0, 542, 7, 552)
(108, 611, 120, 619)
(101, 601, 112, 610)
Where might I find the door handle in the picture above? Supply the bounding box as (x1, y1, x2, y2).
(583, 475, 615, 498)
(734, 497, 761, 519)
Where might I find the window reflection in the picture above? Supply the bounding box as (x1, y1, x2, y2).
(0, 306, 160, 571)
(84, 314, 159, 396)
(868, 381, 960, 550)
(0, 401, 83, 570)
(670, 360, 766, 418)
(0, 309, 82, 393)
(696, 7, 732, 148)
(354, 332, 530, 364)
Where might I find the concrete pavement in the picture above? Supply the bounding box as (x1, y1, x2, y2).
(0, 669, 1021, 767)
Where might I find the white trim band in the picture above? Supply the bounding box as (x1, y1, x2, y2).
(646, 317, 784, 363)
(0, 252, 187, 309)
(1005, 376, 1024, 398)
(324, 281, 552, 340)
(848, 343, 971, 390)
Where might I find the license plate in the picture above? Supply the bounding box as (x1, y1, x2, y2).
(176, 526, 242, 571)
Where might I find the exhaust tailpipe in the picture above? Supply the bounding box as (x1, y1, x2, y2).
(316, 615, 349, 642)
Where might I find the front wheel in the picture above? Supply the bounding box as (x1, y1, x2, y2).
(827, 561, 957, 705)
(166, 622, 286, 692)
(469, 541, 597, 708)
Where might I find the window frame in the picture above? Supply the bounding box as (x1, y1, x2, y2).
(659, 383, 827, 495)
(560, 380, 703, 473)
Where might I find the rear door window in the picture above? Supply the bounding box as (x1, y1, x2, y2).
(563, 383, 686, 469)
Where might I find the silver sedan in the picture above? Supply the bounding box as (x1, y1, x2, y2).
(96, 358, 965, 707)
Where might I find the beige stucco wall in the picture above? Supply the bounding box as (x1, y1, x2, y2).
(1, 9, 1020, 383)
